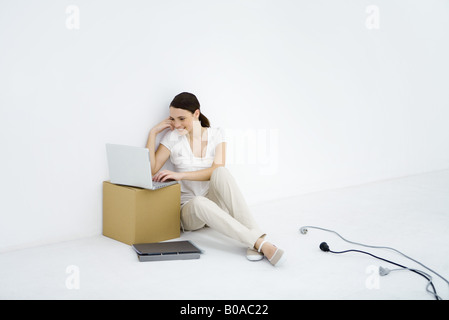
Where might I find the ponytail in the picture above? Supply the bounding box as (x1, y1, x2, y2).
(199, 113, 210, 128)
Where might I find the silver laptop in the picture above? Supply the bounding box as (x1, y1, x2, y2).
(106, 143, 177, 190)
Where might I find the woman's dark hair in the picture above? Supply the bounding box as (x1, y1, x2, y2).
(170, 92, 210, 128)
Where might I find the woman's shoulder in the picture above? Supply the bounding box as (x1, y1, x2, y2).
(208, 127, 226, 143)
(209, 126, 225, 134)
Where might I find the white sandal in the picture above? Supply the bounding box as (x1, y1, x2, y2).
(257, 240, 286, 267)
(246, 247, 264, 261)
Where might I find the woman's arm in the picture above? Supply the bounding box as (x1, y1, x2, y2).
(153, 142, 226, 182)
(146, 118, 173, 175)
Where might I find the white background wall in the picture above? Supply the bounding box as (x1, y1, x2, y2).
(1, 0, 448, 252)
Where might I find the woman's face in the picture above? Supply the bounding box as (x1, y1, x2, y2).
(169, 107, 200, 136)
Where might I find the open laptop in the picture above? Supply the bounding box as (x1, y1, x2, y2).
(106, 143, 177, 190)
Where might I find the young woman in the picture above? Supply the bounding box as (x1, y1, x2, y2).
(146, 92, 285, 266)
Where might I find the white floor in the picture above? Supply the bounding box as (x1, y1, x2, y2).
(1, 170, 449, 300)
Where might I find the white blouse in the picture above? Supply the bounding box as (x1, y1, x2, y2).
(160, 127, 226, 206)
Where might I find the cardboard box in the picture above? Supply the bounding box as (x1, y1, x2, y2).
(103, 181, 181, 245)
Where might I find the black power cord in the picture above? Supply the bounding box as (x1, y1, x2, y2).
(301, 226, 449, 300)
(320, 242, 441, 300)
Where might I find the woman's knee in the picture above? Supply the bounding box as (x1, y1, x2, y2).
(211, 166, 230, 183)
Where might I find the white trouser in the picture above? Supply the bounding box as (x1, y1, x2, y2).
(180, 167, 265, 248)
